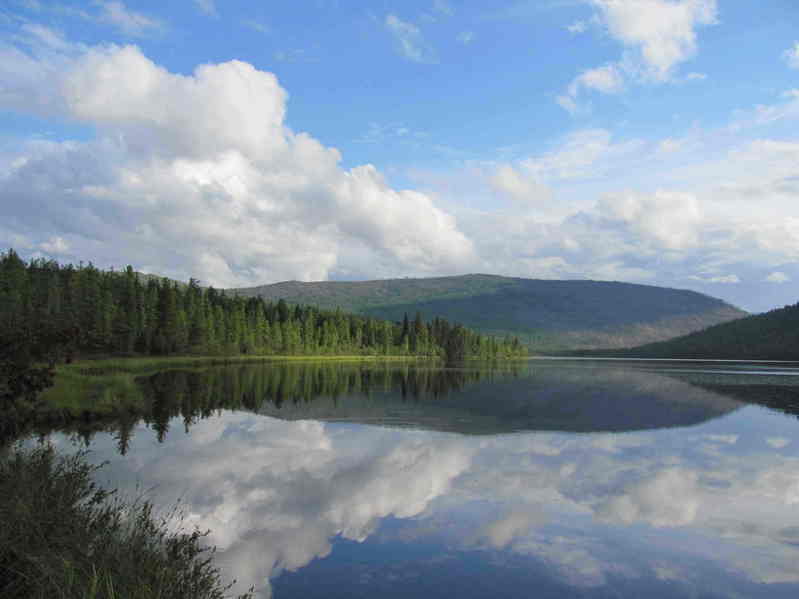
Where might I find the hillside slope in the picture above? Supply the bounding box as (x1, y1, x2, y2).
(230, 275, 746, 351)
(595, 301, 799, 360)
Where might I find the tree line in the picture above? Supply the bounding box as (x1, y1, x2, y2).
(588, 299, 799, 360)
(0, 249, 526, 367)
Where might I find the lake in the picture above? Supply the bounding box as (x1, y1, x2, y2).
(37, 358, 799, 598)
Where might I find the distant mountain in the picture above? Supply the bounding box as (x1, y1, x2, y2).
(593, 301, 799, 360)
(230, 274, 746, 351)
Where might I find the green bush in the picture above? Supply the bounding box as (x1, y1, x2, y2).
(0, 445, 252, 599)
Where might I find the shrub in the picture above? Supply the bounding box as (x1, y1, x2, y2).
(0, 445, 252, 599)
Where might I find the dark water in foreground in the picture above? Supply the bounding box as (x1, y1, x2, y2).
(41, 359, 799, 598)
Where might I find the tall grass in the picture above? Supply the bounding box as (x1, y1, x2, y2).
(16, 354, 418, 419)
(65, 353, 420, 376)
(0, 445, 253, 599)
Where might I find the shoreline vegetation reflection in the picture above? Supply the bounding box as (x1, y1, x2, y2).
(19, 359, 795, 449)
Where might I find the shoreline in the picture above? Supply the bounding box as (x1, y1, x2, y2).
(60, 352, 433, 374)
(4, 354, 437, 439)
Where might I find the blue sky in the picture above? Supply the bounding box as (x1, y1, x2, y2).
(2, 0, 799, 311)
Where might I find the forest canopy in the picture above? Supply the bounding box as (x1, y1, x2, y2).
(0, 249, 525, 372)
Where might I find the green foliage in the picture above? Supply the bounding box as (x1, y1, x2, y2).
(0, 332, 54, 405)
(593, 301, 799, 360)
(0, 251, 83, 434)
(0, 445, 252, 599)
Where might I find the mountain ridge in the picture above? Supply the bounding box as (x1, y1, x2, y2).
(230, 274, 746, 351)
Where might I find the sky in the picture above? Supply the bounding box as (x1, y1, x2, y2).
(1, 0, 798, 312)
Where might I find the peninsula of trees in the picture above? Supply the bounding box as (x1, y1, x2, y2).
(0, 250, 525, 366)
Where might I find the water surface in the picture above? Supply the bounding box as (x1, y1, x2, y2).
(42, 359, 799, 598)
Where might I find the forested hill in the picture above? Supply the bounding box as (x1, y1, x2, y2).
(230, 274, 746, 351)
(0, 251, 525, 363)
(590, 301, 799, 360)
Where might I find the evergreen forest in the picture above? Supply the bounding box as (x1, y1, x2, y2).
(591, 300, 799, 360)
(0, 249, 526, 368)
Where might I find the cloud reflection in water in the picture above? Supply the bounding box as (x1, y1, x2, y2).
(43, 362, 799, 598)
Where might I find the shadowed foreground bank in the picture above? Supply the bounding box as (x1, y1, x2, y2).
(0, 445, 252, 599)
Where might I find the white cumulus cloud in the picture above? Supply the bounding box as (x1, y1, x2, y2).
(490, 164, 552, 203)
(559, 0, 717, 112)
(591, 0, 717, 81)
(0, 32, 473, 286)
(559, 64, 624, 114)
(597, 189, 703, 250)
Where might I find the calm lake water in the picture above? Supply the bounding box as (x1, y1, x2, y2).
(41, 359, 799, 598)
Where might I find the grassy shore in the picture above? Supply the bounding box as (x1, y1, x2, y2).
(1, 354, 429, 436)
(0, 444, 252, 599)
(64, 352, 423, 374)
(45, 353, 427, 406)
